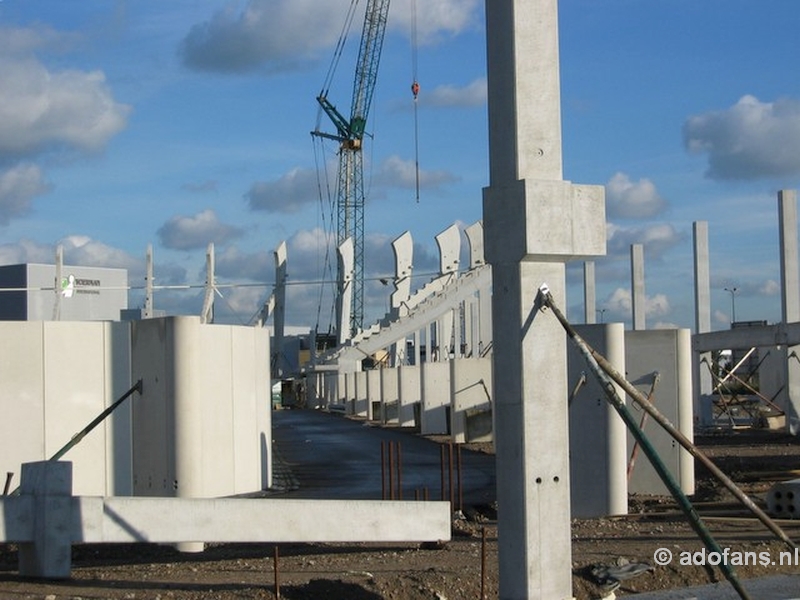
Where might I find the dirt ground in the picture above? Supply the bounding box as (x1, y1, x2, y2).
(3, 429, 800, 599)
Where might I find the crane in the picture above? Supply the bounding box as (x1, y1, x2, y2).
(313, 0, 391, 341)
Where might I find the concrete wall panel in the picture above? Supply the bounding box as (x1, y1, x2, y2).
(366, 369, 381, 420)
(421, 361, 450, 434)
(0, 322, 45, 489)
(568, 323, 627, 518)
(131, 317, 270, 499)
(354, 371, 368, 417)
(398, 365, 421, 427)
(625, 329, 695, 495)
(450, 358, 493, 443)
(380, 367, 399, 424)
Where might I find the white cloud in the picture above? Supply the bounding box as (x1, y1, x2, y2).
(423, 78, 487, 108)
(215, 245, 272, 281)
(759, 279, 780, 296)
(683, 95, 800, 180)
(157, 209, 245, 250)
(602, 287, 671, 320)
(376, 155, 458, 191)
(246, 167, 319, 214)
(180, 0, 481, 73)
(0, 163, 51, 225)
(0, 238, 55, 265)
(180, 0, 349, 73)
(60, 235, 141, 272)
(0, 24, 79, 58)
(605, 172, 666, 219)
(392, 0, 481, 45)
(0, 56, 130, 160)
(606, 222, 684, 260)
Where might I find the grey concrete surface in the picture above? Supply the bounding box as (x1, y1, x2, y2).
(270, 408, 496, 507)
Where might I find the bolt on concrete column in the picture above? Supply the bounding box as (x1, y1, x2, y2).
(483, 0, 606, 597)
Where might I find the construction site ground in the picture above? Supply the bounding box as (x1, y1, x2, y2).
(2, 426, 800, 599)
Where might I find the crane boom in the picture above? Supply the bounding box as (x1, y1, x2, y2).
(313, 0, 391, 340)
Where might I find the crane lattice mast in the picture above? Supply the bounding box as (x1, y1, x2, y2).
(313, 0, 390, 340)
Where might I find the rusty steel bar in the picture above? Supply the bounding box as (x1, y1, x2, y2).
(440, 444, 446, 501)
(388, 441, 395, 500)
(381, 441, 386, 500)
(397, 441, 403, 500)
(273, 545, 280, 599)
(480, 526, 487, 600)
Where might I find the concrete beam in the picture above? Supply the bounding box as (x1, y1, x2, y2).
(2, 462, 452, 578)
(693, 322, 800, 353)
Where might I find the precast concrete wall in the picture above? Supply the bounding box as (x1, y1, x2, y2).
(354, 370, 368, 417)
(568, 323, 627, 518)
(366, 369, 381, 420)
(450, 357, 493, 443)
(130, 316, 270, 498)
(380, 367, 399, 424)
(421, 361, 450, 434)
(398, 365, 421, 427)
(0, 321, 132, 496)
(625, 329, 695, 496)
(344, 371, 356, 414)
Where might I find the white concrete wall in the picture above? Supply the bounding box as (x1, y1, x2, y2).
(450, 357, 493, 443)
(0, 321, 132, 496)
(130, 316, 270, 498)
(625, 329, 695, 496)
(380, 367, 399, 424)
(421, 361, 451, 434)
(398, 365, 420, 427)
(354, 370, 369, 417)
(366, 369, 381, 421)
(568, 323, 627, 518)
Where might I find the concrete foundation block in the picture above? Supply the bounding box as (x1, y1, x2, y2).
(767, 479, 800, 518)
(18, 461, 73, 579)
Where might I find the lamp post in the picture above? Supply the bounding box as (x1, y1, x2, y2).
(597, 308, 607, 323)
(724, 287, 738, 325)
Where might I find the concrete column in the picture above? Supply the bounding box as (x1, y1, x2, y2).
(631, 244, 645, 330)
(779, 190, 800, 435)
(144, 244, 154, 318)
(693, 222, 713, 425)
(273, 241, 287, 377)
(18, 461, 73, 579)
(336, 237, 354, 344)
(584, 261, 596, 324)
(779, 190, 800, 324)
(483, 0, 606, 597)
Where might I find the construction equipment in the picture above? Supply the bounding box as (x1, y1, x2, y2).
(313, 0, 391, 340)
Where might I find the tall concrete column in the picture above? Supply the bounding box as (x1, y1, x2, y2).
(631, 244, 645, 330)
(779, 190, 800, 324)
(693, 221, 713, 425)
(483, 1, 606, 597)
(584, 261, 596, 324)
(779, 190, 800, 436)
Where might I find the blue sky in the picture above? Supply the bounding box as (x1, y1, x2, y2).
(1, 1, 799, 333)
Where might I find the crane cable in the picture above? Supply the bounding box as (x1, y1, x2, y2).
(410, 0, 420, 203)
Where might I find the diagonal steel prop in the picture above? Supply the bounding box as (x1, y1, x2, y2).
(538, 284, 796, 553)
